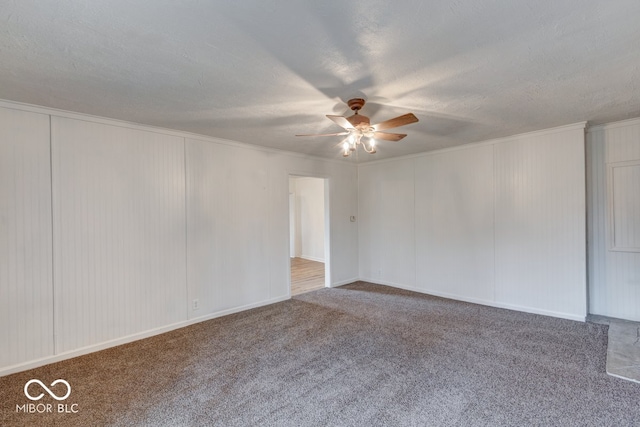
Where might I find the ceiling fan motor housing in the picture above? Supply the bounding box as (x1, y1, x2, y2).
(347, 98, 371, 128)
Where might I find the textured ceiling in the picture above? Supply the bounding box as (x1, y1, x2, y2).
(1, 1, 639, 162)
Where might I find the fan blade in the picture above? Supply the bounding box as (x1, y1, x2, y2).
(326, 115, 355, 130)
(295, 132, 349, 137)
(372, 113, 418, 131)
(373, 131, 407, 141)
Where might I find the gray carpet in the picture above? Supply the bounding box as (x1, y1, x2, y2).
(1, 282, 639, 426)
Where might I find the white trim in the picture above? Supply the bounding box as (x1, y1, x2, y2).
(287, 170, 332, 180)
(0, 98, 350, 166)
(323, 178, 332, 289)
(607, 371, 640, 384)
(361, 278, 586, 322)
(588, 116, 640, 133)
(359, 122, 588, 167)
(300, 255, 325, 263)
(0, 295, 288, 377)
(330, 278, 359, 288)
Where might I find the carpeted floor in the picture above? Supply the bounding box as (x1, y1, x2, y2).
(1, 282, 639, 426)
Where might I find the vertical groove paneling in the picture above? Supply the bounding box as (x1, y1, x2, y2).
(186, 138, 270, 318)
(359, 125, 586, 320)
(1, 101, 360, 375)
(588, 119, 640, 321)
(51, 117, 187, 353)
(494, 129, 586, 317)
(358, 159, 415, 287)
(0, 107, 53, 367)
(414, 145, 495, 301)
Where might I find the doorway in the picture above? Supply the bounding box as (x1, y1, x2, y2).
(289, 176, 330, 295)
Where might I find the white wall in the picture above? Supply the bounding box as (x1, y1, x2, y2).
(415, 145, 495, 302)
(0, 100, 359, 375)
(291, 177, 325, 262)
(52, 117, 188, 352)
(0, 108, 53, 369)
(359, 123, 587, 321)
(186, 138, 271, 316)
(0, 94, 609, 375)
(588, 118, 640, 321)
(270, 154, 358, 293)
(493, 128, 586, 317)
(358, 160, 416, 288)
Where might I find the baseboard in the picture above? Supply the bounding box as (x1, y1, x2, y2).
(2, 279, 587, 376)
(330, 277, 359, 288)
(187, 296, 289, 323)
(300, 255, 324, 263)
(607, 371, 640, 384)
(487, 300, 586, 322)
(360, 277, 586, 322)
(0, 295, 288, 377)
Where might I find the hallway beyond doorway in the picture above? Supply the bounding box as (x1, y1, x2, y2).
(291, 257, 324, 295)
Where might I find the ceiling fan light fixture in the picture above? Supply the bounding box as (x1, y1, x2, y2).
(296, 97, 418, 158)
(362, 138, 376, 154)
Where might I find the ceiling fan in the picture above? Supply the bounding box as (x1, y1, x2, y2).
(296, 98, 419, 157)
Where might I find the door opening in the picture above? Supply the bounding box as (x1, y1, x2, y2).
(289, 176, 330, 295)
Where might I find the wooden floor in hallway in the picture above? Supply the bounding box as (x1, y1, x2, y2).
(291, 257, 325, 295)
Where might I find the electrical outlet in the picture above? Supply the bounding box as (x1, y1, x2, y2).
(193, 299, 199, 310)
